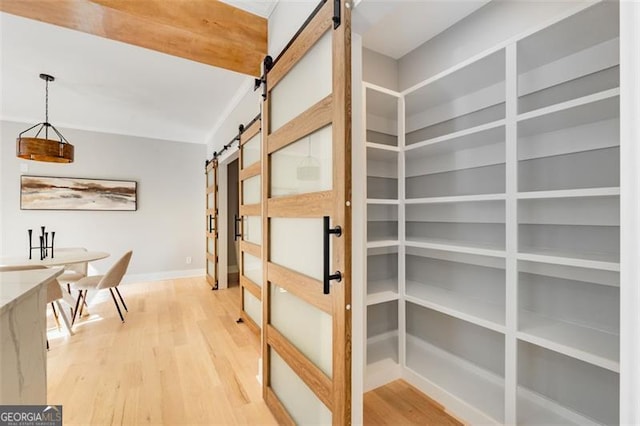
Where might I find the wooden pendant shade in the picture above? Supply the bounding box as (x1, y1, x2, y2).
(16, 136, 74, 163)
(16, 73, 74, 163)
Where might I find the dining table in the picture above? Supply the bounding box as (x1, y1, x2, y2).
(0, 250, 110, 268)
(0, 250, 111, 332)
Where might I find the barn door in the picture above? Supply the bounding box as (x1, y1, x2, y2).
(261, 0, 352, 424)
(205, 159, 219, 289)
(238, 117, 263, 332)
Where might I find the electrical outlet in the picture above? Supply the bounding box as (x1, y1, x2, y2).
(186, 256, 192, 264)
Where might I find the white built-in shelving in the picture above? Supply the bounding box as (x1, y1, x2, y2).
(359, 1, 622, 424)
(364, 84, 403, 392)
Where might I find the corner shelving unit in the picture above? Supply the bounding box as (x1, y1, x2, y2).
(363, 83, 403, 392)
(359, 1, 622, 424)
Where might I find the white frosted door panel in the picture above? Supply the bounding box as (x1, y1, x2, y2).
(243, 252, 262, 286)
(243, 289, 262, 327)
(243, 216, 262, 245)
(270, 218, 323, 281)
(270, 32, 332, 132)
(207, 193, 214, 209)
(207, 260, 215, 276)
(242, 134, 261, 168)
(271, 125, 333, 197)
(207, 171, 214, 187)
(242, 175, 261, 205)
(207, 238, 215, 255)
(270, 348, 332, 425)
(271, 284, 332, 376)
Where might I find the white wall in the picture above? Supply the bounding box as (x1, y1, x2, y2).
(1, 120, 205, 281)
(398, 1, 589, 91)
(362, 48, 398, 90)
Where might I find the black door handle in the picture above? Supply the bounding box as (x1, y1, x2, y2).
(323, 216, 342, 294)
(234, 215, 242, 241)
(209, 214, 215, 233)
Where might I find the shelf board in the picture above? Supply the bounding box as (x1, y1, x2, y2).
(366, 142, 400, 152)
(517, 187, 620, 199)
(366, 199, 400, 205)
(367, 279, 399, 306)
(405, 281, 505, 333)
(517, 88, 620, 135)
(405, 335, 505, 425)
(517, 386, 601, 426)
(405, 119, 505, 154)
(406, 239, 506, 258)
(406, 193, 506, 204)
(367, 330, 399, 365)
(517, 251, 619, 272)
(367, 240, 400, 249)
(518, 310, 619, 372)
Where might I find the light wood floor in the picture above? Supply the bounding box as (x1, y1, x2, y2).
(47, 277, 277, 425)
(364, 380, 463, 425)
(47, 277, 461, 425)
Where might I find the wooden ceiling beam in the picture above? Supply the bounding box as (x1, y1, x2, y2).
(0, 0, 268, 76)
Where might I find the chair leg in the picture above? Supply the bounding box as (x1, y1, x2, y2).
(51, 302, 61, 330)
(78, 290, 88, 317)
(114, 287, 128, 312)
(71, 290, 84, 325)
(55, 300, 74, 336)
(109, 288, 125, 323)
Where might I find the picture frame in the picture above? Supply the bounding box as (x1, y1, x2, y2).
(20, 175, 137, 211)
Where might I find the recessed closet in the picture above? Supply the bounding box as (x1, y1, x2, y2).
(353, 1, 625, 424)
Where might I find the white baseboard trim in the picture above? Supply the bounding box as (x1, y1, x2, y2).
(121, 268, 205, 285)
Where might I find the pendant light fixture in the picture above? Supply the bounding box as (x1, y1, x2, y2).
(16, 73, 74, 163)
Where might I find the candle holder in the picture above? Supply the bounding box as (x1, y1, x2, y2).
(28, 227, 55, 260)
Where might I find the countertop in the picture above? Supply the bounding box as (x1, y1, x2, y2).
(0, 268, 64, 314)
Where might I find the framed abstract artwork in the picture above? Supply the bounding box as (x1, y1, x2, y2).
(20, 175, 137, 211)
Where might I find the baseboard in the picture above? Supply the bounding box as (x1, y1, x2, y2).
(121, 268, 205, 285)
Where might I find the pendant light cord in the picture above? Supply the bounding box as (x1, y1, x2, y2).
(44, 77, 49, 139)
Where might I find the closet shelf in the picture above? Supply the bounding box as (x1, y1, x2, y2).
(367, 330, 399, 366)
(517, 252, 619, 272)
(367, 279, 399, 306)
(366, 142, 400, 152)
(405, 119, 505, 153)
(517, 387, 601, 426)
(406, 240, 506, 258)
(518, 310, 619, 372)
(517, 187, 620, 199)
(405, 281, 505, 333)
(517, 88, 619, 127)
(405, 335, 505, 425)
(367, 199, 400, 205)
(367, 240, 400, 249)
(406, 193, 506, 204)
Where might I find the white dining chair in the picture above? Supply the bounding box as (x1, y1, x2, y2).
(71, 251, 132, 324)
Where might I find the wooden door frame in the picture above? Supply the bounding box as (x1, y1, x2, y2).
(238, 116, 262, 334)
(217, 149, 240, 291)
(261, 0, 352, 424)
(205, 159, 219, 289)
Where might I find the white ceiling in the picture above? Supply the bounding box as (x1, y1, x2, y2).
(1, 0, 491, 146)
(0, 11, 255, 144)
(356, 0, 490, 59)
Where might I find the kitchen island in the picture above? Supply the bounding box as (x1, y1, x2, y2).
(0, 267, 63, 404)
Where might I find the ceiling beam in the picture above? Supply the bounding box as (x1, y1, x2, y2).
(0, 0, 268, 76)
